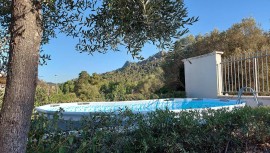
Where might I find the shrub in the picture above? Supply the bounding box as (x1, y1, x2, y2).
(35, 93, 82, 107)
(28, 106, 270, 152)
(158, 91, 186, 98)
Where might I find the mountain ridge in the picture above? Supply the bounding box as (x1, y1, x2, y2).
(103, 51, 167, 75)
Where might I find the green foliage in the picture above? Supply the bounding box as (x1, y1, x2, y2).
(35, 51, 187, 105)
(157, 91, 186, 99)
(28, 107, 270, 152)
(162, 18, 270, 91)
(44, 51, 185, 104)
(35, 86, 49, 106)
(1, 0, 197, 59)
(35, 81, 81, 106)
(74, 0, 198, 58)
(60, 80, 75, 94)
(100, 82, 127, 101)
(47, 93, 81, 104)
(73, 71, 104, 101)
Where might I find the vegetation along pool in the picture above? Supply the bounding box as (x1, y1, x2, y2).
(36, 98, 245, 121)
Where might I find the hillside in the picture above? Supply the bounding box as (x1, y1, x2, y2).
(45, 50, 186, 104)
(102, 51, 167, 83)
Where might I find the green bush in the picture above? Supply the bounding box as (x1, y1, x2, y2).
(158, 91, 186, 99)
(28, 106, 270, 152)
(35, 93, 82, 107)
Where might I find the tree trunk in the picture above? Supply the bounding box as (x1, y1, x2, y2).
(0, 0, 42, 152)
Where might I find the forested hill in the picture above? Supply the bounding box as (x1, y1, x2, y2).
(34, 50, 177, 106)
(102, 51, 167, 83)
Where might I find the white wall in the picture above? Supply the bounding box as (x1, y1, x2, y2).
(182, 51, 223, 98)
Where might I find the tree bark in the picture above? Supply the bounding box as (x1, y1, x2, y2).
(0, 0, 42, 152)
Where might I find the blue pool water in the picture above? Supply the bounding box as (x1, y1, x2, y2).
(37, 98, 242, 113)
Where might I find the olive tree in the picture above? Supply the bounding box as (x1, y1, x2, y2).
(0, 0, 197, 152)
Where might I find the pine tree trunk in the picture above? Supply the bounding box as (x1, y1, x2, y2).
(0, 0, 42, 152)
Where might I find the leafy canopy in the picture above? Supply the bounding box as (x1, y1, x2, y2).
(0, 0, 198, 59)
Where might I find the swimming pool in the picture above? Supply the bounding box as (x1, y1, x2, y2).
(36, 98, 245, 121)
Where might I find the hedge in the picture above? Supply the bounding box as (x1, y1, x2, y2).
(28, 106, 270, 153)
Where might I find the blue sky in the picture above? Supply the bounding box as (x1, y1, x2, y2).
(39, 0, 270, 83)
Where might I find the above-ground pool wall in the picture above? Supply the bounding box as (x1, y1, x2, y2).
(182, 51, 223, 98)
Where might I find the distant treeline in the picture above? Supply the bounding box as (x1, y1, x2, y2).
(35, 52, 185, 106)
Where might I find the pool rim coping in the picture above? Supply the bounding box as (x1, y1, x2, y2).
(35, 98, 246, 117)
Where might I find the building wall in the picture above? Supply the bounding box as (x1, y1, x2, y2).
(182, 51, 223, 98)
